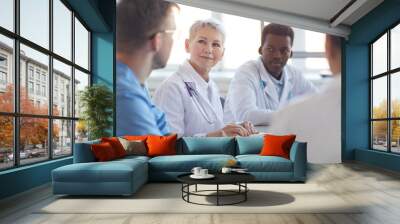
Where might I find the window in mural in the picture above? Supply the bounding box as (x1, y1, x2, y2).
(371, 22, 400, 154)
(0, 0, 91, 170)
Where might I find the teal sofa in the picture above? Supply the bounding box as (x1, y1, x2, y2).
(52, 136, 307, 196)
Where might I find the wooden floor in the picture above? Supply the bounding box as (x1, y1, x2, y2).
(1, 162, 400, 224)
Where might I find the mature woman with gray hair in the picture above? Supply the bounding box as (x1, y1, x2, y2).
(154, 19, 257, 137)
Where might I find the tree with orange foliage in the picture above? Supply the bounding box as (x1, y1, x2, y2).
(0, 84, 59, 151)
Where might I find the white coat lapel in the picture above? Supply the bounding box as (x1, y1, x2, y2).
(258, 59, 280, 108)
(178, 61, 220, 124)
(278, 68, 294, 107)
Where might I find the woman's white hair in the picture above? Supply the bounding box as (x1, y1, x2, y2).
(189, 18, 226, 43)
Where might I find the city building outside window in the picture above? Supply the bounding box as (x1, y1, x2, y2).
(0, 55, 7, 67)
(0, 71, 6, 85)
(28, 81, 34, 94)
(28, 67, 34, 80)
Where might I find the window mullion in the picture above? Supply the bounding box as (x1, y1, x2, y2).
(388, 30, 391, 153)
(370, 45, 373, 149)
(49, 0, 53, 160)
(71, 11, 76, 155)
(13, 0, 20, 167)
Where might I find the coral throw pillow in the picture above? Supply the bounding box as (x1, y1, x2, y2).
(91, 142, 118, 161)
(124, 135, 148, 141)
(260, 134, 296, 159)
(146, 134, 177, 157)
(101, 137, 127, 158)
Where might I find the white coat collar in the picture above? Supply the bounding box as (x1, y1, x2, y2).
(179, 60, 212, 91)
(257, 57, 294, 107)
(176, 60, 223, 125)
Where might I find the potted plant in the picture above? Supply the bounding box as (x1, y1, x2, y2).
(79, 84, 113, 140)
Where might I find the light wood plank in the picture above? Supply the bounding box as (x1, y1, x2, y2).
(1, 162, 400, 224)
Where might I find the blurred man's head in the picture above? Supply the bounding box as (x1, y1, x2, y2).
(325, 34, 342, 75)
(117, 0, 178, 69)
(259, 23, 294, 79)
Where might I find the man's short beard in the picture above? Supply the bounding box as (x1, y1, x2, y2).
(152, 53, 167, 70)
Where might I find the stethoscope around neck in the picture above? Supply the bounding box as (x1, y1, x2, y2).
(183, 81, 217, 124)
(257, 67, 271, 109)
(257, 68, 291, 109)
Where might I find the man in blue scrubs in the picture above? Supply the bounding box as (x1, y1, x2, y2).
(116, 0, 178, 135)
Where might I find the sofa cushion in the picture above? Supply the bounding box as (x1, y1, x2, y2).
(236, 136, 263, 155)
(236, 155, 293, 172)
(179, 137, 235, 155)
(52, 158, 147, 183)
(115, 155, 150, 163)
(148, 154, 235, 172)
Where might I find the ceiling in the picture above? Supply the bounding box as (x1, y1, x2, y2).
(170, 0, 384, 37)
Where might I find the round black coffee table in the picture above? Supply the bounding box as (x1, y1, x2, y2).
(177, 173, 255, 206)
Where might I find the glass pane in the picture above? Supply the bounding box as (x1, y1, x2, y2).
(372, 77, 387, 119)
(391, 120, 400, 153)
(74, 69, 89, 118)
(0, 0, 14, 31)
(53, 0, 72, 60)
(20, 0, 49, 49)
(75, 120, 88, 143)
(0, 116, 13, 170)
(222, 14, 260, 69)
(166, 4, 211, 65)
(53, 59, 72, 117)
(20, 44, 49, 115)
(288, 58, 330, 76)
(53, 119, 72, 158)
(391, 24, 400, 70)
(372, 121, 387, 151)
(372, 33, 387, 76)
(0, 34, 14, 112)
(391, 72, 400, 118)
(291, 28, 325, 52)
(20, 117, 49, 165)
(74, 17, 89, 70)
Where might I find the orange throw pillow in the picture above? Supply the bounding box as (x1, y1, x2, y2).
(260, 134, 296, 159)
(91, 142, 117, 161)
(124, 135, 148, 141)
(146, 134, 177, 157)
(101, 137, 127, 158)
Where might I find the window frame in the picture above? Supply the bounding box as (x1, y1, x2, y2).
(370, 20, 400, 154)
(0, 0, 92, 171)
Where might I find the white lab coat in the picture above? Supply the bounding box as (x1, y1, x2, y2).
(267, 76, 341, 163)
(153, 60, 224, 137)
(224, 57, 316, 125)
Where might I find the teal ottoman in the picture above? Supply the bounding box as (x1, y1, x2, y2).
(52, 156, 148, 196)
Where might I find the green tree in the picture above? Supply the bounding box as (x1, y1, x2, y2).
(79, 84, 113, 140)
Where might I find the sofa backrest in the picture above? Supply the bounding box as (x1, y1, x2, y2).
(75, 136, 303, 160)
(177, 137, 236, 155)
(73, 140, 100, 163)
(235, 136, 263, 155)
